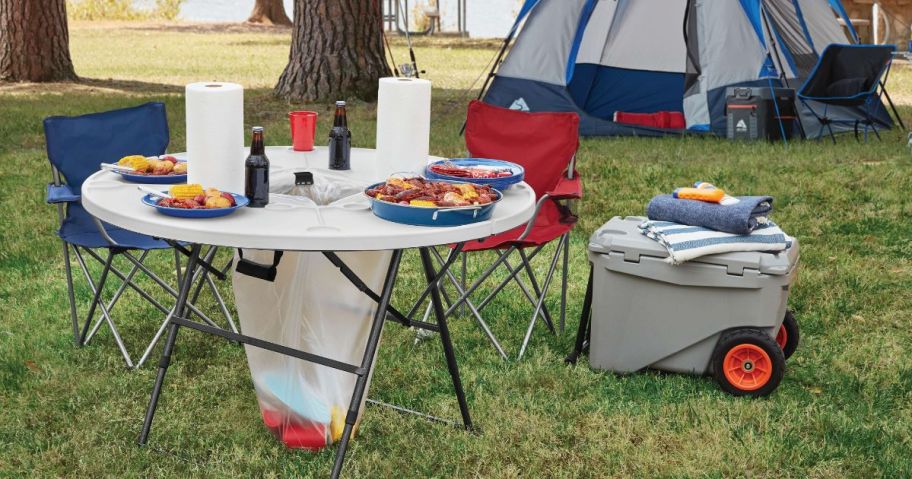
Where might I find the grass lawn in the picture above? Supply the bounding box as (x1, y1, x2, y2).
(2, 22, 912, 478)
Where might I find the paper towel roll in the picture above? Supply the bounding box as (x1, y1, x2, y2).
(375, 77, 432, 178)
(186, 82, 245, 193)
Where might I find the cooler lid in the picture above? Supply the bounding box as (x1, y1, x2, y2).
(588, 216, 798, 276)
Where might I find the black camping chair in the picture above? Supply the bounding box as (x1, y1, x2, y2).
(797, 44, 896, 143)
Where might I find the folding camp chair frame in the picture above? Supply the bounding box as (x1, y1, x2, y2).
(797, 48, 897, 144)
(49, 165, 237, 368)
(410, 157, 578, 360)
(799, 95, 889, 144)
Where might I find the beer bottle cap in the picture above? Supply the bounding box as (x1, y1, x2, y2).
(336, 101, 346, 107)
(252, 126, 264, 132)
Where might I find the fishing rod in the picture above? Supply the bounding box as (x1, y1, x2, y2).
(397, 0, 423, 78)
(380, 0, 401, 76)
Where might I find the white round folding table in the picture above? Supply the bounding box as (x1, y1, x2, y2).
(81, 146, 536, 479)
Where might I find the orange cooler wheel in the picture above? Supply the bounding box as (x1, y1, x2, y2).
(776, 310, 800, 360)
(712, 329, 785, 398)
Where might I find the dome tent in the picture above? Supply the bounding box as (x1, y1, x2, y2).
(481, 0, 893, 138)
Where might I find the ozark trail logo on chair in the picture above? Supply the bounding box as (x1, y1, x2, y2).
(510, 97, 530, 112)
(736, 119, 747, 132)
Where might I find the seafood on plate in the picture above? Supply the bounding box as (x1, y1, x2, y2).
(157, 184, 236, 209)
(118, 154, 186, 176)
(428, 161, 514, 179)
(365, 177, 498, 207)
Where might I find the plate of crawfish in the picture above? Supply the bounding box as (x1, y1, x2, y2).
(364, 177, 502, 227)
(425, 158, 524, 191)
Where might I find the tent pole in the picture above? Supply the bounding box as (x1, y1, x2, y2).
(459, 29, 517, 135)
(760, 3, 790, 143)
(760, 2, 808, 140)
(476, 30, 515, 102)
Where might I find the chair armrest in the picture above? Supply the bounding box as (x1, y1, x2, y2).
(46, 183, 80, 204)
(517, 194, 551, 242)
(546, 173, 582, 200)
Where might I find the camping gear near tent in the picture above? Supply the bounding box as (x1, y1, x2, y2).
(726, 87, 798, 141)
(478, 0, 897, 139)
(568, 216, 800, 398)
(797, 43, 897, 142)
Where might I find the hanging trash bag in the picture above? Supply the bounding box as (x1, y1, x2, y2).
(232, 171, 389, 450)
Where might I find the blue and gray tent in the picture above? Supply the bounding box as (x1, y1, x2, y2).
(480, 0, 895, 138)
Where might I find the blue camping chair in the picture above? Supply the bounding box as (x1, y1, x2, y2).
(44, 102, 237, 368)
(797, 44, 896, 143)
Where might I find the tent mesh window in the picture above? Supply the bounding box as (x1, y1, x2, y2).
(764, 0, 818, 78)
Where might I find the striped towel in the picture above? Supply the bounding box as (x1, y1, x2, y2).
(639, 220, 791, 265)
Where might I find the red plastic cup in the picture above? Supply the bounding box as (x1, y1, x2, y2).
(289, 111, 318, 151)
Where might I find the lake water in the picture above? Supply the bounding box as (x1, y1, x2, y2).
(133, 0, 519, 38)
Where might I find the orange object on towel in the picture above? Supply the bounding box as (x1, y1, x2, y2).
(673, 187, 726, 203)
(613, 111, 686, 129)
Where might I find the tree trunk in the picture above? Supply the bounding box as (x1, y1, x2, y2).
(0, 0, 77, 82)
(247, 0, 292, 26)
(275, 0, 391, 102)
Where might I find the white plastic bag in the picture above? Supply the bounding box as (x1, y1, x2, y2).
(232, 172, 389, 449)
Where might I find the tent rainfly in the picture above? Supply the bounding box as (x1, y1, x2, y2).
(481, 0, 893, 137)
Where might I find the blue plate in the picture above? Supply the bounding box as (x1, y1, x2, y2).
(118, 161, 188, 184)
(142, 192, 249, 218)
(425, 158, 524, 191)
(364, 180, 501, 227)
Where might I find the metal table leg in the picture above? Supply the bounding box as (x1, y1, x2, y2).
(330, 249, 404, 478)
(138, 243, 203, 445)
(419, 247, 473, 430)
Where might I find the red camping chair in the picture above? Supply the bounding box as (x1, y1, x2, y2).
(424, 100, 581, 359)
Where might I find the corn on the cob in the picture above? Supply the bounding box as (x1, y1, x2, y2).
(456, 183, 478, 199)
(169, 183, 204, 199)
(118, 155, 149, 172)
(409, 199, 436, 207)
(387, 178, 412, 190)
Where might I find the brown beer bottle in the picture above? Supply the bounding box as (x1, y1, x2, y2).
(245, 126, 270, 207)
(328, 101, 351, 170)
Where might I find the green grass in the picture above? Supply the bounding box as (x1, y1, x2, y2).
(2, 22, 912, 478)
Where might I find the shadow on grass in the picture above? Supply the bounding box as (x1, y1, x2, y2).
(74, 20, 292, 35)
(0, 78, 184, 96)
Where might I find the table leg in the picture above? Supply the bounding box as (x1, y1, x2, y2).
(330, 249, 404, 479)
(138, 243, 202, 446)
(419, 247, 473, 430)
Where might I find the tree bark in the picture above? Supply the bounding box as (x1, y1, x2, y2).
(247, 0, 292, 26)
(0, 0, 77, 82)
(275, 0, 391, 102)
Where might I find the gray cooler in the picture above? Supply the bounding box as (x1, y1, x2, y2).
(586, 216, 799, 375)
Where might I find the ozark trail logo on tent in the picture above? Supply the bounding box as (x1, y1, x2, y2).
(736, 119, 747, 132)
(510, 97, 530, 112)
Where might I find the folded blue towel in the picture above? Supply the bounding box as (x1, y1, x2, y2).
(646, 194, 773, 235)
